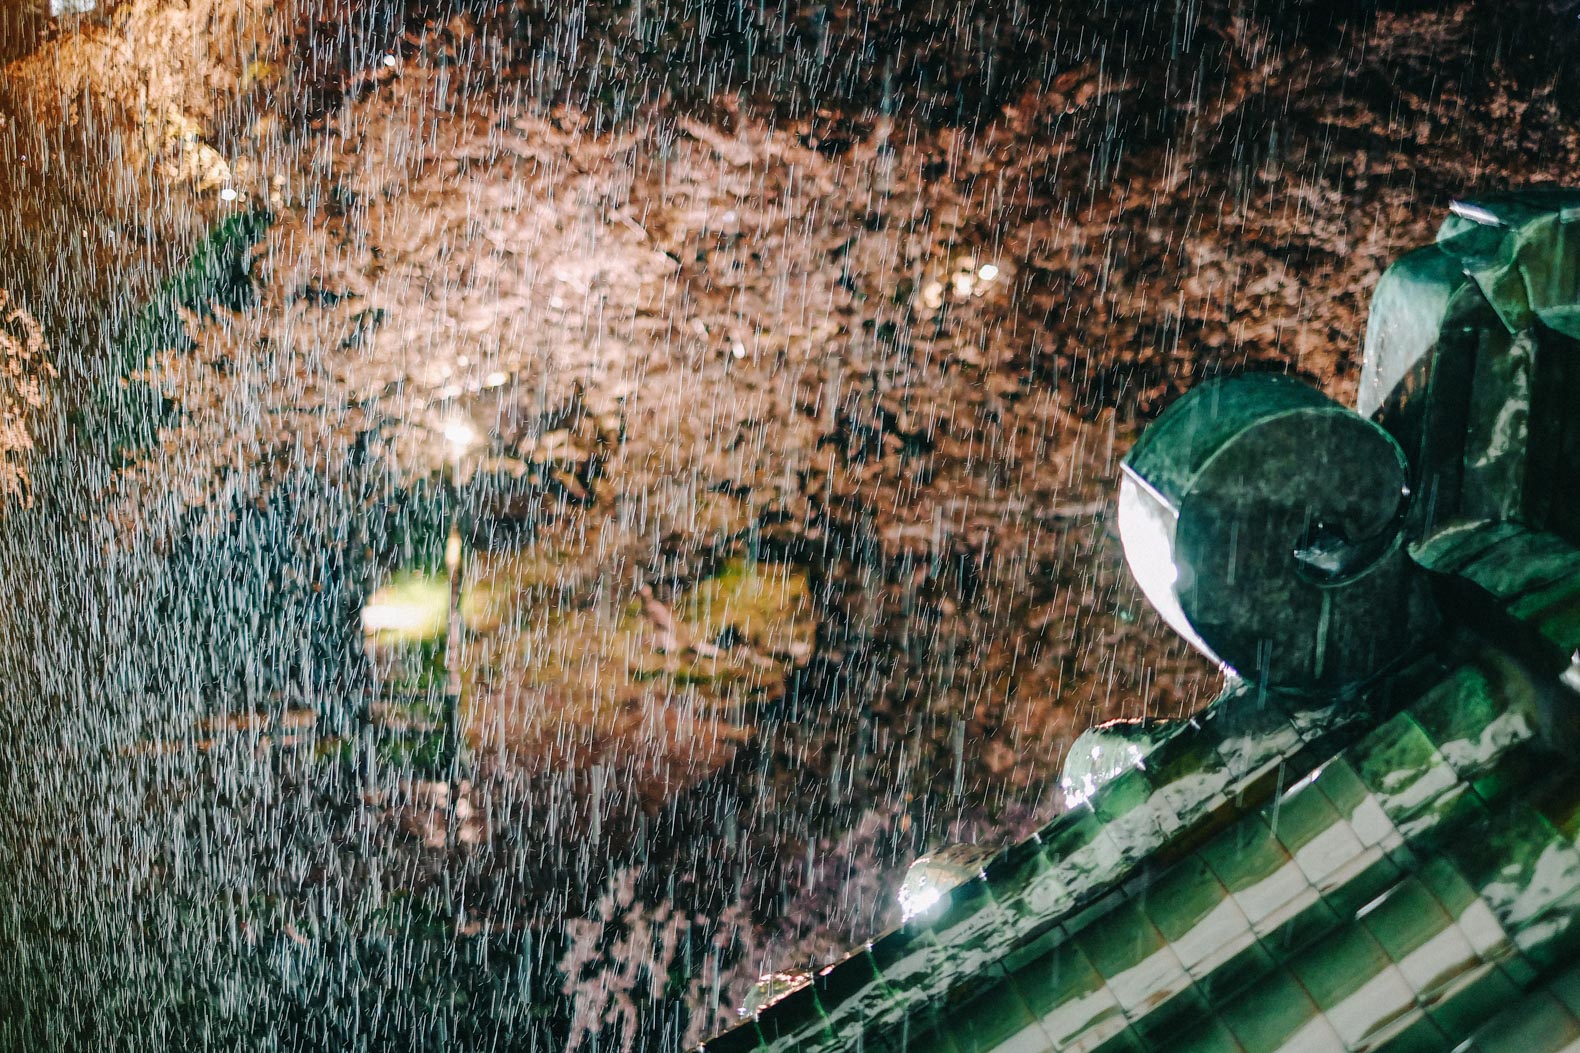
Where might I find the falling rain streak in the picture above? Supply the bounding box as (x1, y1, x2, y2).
(0, 1, 1576, 1050)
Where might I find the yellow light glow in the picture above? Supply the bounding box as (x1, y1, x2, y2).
(362, 576, 449, 641)
(361, 602, 437, 634)
(978, 263, 1000, 281)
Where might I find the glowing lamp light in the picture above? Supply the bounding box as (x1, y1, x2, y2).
(977, 263, 1000, 282)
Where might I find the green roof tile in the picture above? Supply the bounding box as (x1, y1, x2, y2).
(1472, 988, 1580, 1053)
(1166, 1017, 1248, 1053)
(1216, 968, 1331, 1053)
(938, 972, 1042, 1053)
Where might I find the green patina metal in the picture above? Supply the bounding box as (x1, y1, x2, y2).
(1120, 372, 1428, 691)
(701, 190, 1580, 1053)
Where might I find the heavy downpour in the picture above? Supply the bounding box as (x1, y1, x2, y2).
(3, 2, 1580, 1051)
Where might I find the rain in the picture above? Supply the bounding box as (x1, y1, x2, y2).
(0, 1, 1576, 1049)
